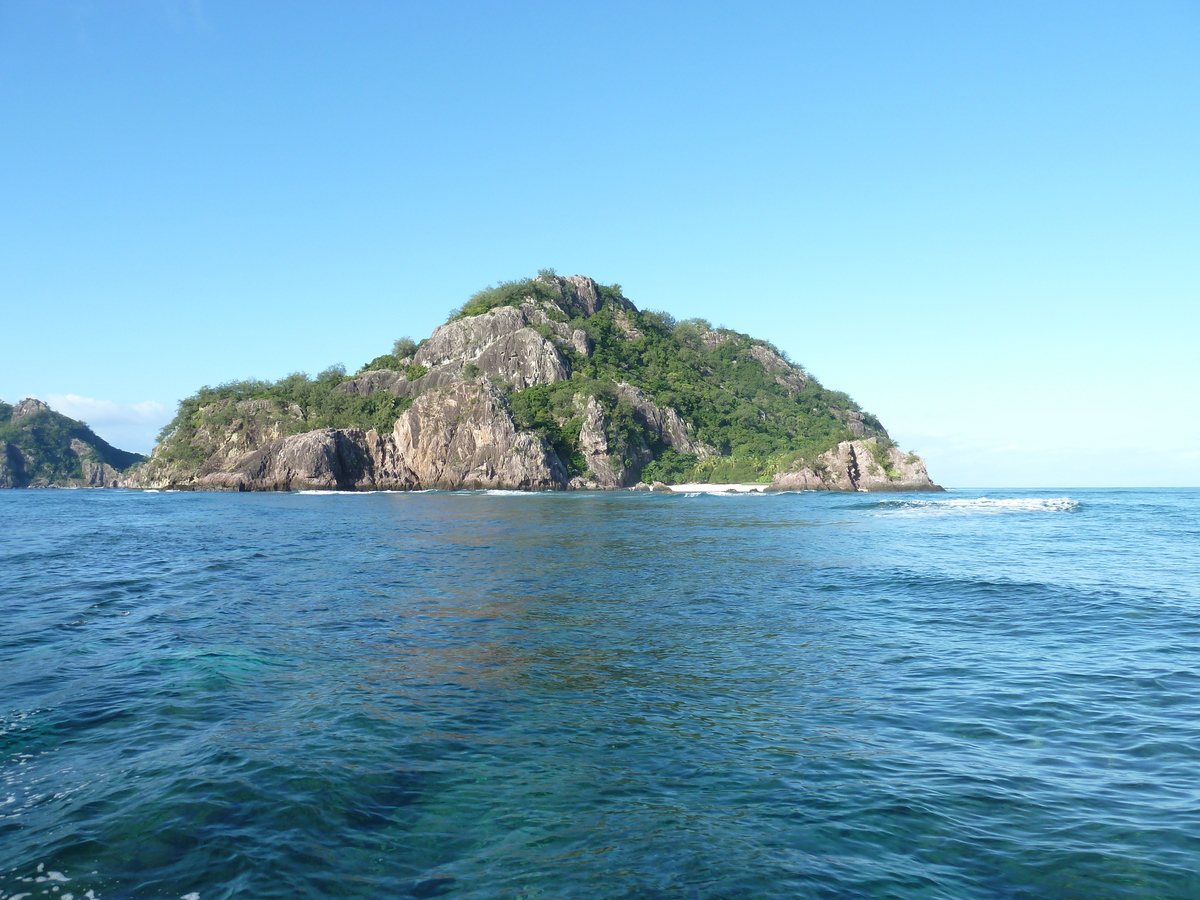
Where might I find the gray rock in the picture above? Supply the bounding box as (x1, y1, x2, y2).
(613, 309, 642, 339)
(631, 482, 650, 491)
(338, 365, 464, 400)
(650, 481, 672, 492)
(746, 343, 811, 395)
(11, 398, 50, 420)
(70, 438, 124, 488)
(769, 440, 941, 492)
(576, 396, 628, 489)
(472, 329, 569, 390)
(543, 274, 634, 318)
(615, 382, 714, 457)
(410, 308, 570, 390)
(571, 329, 592, 357)
(385, 382, 565, 489)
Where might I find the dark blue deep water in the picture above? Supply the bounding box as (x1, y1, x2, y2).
(2, 488, 1198, 899)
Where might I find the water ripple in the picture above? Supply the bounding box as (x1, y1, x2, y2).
(1, 488, 1198, 898)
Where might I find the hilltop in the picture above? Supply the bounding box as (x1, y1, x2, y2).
(133, 273, 939, 492)
(0, 399, 145, 488)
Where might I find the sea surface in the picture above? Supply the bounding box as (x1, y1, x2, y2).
(1, 488, 1198, 899)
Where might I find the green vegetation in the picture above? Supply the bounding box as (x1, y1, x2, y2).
(507, 382, 588, 478)
(156, 367, 412, 466)
(498, 292, 881, 483)
(0, 401, 143, 486)
(446, 273, 558, 322)
(867, 438, 898, 478)
(355, 336, 421, 374)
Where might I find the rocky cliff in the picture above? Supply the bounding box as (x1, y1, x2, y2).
(0, 399, 145, 488)
(120, 272, 940, 492)
(769, 439, 937, 492)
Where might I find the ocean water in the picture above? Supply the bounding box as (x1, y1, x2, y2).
(1, 488, 1198, 900)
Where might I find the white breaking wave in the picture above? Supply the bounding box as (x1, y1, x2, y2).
(293, 489, 433, 495)
(874, 496, 1080, 516)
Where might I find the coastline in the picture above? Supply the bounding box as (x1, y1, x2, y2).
(668, 483, 770, 493)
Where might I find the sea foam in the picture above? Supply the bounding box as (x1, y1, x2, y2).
(873, 496, 1080, 516)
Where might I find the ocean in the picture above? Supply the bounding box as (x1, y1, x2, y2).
(1, 488, 1197, 899)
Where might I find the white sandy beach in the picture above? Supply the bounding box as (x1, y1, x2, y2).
(668, 483, 771, 493)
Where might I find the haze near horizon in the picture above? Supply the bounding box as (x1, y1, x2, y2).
(1, 1, 1196, 487)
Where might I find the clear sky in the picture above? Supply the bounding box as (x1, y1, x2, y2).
(2, 1, 1197, 486)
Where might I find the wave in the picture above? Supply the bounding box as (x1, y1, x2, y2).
(292, 489, 434, 495)
(873, 496, 1080, 516)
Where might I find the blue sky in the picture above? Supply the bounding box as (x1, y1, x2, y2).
(2, 1, 1197, 486)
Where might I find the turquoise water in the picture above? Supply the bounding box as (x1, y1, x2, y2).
(1, 488, 1198, 899)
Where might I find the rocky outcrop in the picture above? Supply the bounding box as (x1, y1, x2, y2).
(746, 344, 810, 395)
(199, 428, 372, 491)
(770, 439, 941, 492)
(574, 396, 632, 489)
(145, 382, 567, 492)
(614, 382, 713, 457)
(12, 398, 52, 420)
(386, 382, 565, 489)
(70, 439, 125, 488)
(376, 306, 573, 393)
(548, 274, 634, 319)
(337, 366, 462, 400)
(472, 329, 569, 389)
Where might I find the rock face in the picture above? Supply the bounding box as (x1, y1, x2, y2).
(615, 382, 712, 458)
(143, 382, 567, 492)
(770, 439, 941, 492)
(574, 395, 633, 490)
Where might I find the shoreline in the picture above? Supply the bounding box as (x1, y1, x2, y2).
(667, 483, 770, 493)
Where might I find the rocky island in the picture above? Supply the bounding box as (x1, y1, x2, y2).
(6, 273, 940, 492)
(0, 399, 145, 488)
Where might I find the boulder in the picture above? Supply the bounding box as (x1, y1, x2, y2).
(769, 440, 941, 492)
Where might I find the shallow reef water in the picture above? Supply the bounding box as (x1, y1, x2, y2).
(1, 488, 1198, 899)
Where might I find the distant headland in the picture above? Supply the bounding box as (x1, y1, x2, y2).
(3, 273, 940, 492)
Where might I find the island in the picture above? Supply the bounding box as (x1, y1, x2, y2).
(4, 273, 941, 492)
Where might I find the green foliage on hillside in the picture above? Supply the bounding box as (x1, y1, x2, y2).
(0, 402, 144, 486)
(446, 270, 564, 322)
(346, 273, 887, 484)
(507, 382, 588, 478)
(156, 367, 412, 463)
(356, 336, 422, 374)
(509, 296, 880, 482)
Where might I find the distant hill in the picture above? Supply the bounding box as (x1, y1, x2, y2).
(134, 272, 939, 492)
(0, 399, 145, 488)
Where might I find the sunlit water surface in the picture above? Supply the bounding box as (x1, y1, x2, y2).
(1, 488, 1198, 899)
